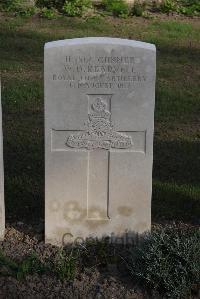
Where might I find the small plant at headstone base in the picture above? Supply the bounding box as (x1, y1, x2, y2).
(1, 0, 36, 16)
(131, 1, 147, 17)
(125, 226, 200, 299)
(40, 7, 59, 19)
(102, 0, 129, 18)
(62, 0, 92, 17)
(53, 248, 79, 281)
(0, 251, 47, 279)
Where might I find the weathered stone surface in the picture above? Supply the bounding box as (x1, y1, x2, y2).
(45, 37, 156, 245)
(0, 81, 5, 240)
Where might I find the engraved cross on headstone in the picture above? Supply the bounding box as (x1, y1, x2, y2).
(55, 94, 135, 220)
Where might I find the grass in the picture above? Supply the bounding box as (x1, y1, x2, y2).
(0, 13, 199, 224)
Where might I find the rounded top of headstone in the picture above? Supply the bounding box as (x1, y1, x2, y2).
(45, 37, 156, 51)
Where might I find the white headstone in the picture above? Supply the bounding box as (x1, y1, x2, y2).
(45, 37, 156, 245)
(0, 81, 5, 240)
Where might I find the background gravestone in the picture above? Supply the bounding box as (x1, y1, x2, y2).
(45, 37, 156, 245)
(0, 81, 5, 240)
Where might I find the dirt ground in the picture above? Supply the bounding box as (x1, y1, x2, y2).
(1, 223, 199, 299)
(0, 223, 153, 299)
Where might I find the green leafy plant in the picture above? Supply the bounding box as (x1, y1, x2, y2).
(40, 7, 58, 19)
(159, 0, 200, 16)
(126, 226, 200, 299)
(62, 0, 92, 17)
(160, 0, 178, 13)
(177, 0, 200, 15)
(0, 251, 46, 279)
(102, 0, 129, 17)
(0, 248, 78, 281)
(1, 0, 36, 16)
(131, 1, 146, 16)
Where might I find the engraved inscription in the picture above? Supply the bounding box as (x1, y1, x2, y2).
(66, 97, 133, 150)
(52, 55, 147, 89)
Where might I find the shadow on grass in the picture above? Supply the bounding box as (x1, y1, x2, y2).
(154, 138, 200, 185)
(3, 113, 44, 224)
(2, 79, 44, 224)
(0, 17, 113, 67)
(0, 18, 199, 68)
(0, 29, 46, 65)
(152, 180, 200, 224)
(152, 138, 200, 224)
